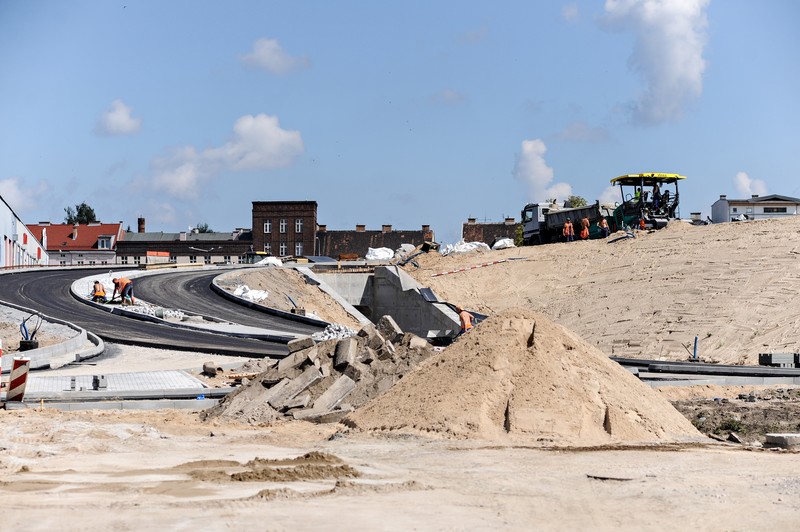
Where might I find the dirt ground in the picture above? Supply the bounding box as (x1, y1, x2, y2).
(4, 217, 800, 528)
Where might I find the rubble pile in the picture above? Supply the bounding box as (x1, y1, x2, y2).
(202, 315, 435, 425)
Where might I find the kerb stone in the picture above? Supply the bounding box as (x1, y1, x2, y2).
(334, 337, 358, 370)
(268, 366, 322, 409)
(287, 336, 315, 354)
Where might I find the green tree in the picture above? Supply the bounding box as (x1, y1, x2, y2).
(64, 202, 98, 224)
(195, 222, 213, 233)
(566, 195, 587, 208)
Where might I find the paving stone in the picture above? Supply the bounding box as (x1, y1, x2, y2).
(283, 391, 311, 409)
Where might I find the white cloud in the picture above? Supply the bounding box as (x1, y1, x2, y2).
(0, 176, 48, 213)
(598, 185, 620, 205)
(151, 114, 304, 199)
(512, 139, 572, 202)
(95, 99, 141, 135)
(241, 38, 309, 74)
(733, 171, 767, 197)
(562, 4, 579, 22)
(603, 0, 709, 124)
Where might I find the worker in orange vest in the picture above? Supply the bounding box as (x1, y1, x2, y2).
(580, 217, 590, 240)
(563, 219, 575, 242)
(91, 280, 107, 303)
(112, 277, 135, 305)
(455, 306, 475, 337)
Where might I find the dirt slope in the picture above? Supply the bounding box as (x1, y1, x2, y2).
(406, 217, 800, 364)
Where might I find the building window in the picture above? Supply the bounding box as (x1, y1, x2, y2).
(169, 255, 177, 263)
(101, 260, 108, 265)
(279, 219, 287, 233)
(732, 208, 738, 213)
(264, 220, 272, 233)
(295, 242, 303, 256)
(60, 260, 67, 266)
(224, 255, 231, 263)
(746, 207, 753, 213)
(237, 255, 245, 264)
(98, 237, 110, 250)
(295, 218, 303, 233)
(89, 260, 96, 265)
(78, 253, 84, 258)
(190, 256, 197, 264)
(764, 207, 787, 213)
(204, 255, 211, 264)
(279, 242, 287, 256)
(77, 260, 84, 265)
(121, 256, 128, 265)
(134, 256, 141, 265)
(264, 243, 272, 254)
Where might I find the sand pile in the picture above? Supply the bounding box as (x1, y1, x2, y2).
(345, 308, 702, 445)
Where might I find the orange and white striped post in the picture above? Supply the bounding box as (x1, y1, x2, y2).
(6, 357, 31, 402)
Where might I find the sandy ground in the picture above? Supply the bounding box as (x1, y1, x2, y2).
(4, 217, 800, 529)
(1, 409, 799, 531)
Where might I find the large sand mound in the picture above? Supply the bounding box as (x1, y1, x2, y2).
(345, 308, 702, 445)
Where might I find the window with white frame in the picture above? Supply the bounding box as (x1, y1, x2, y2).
(279, 219, 287, 233)
(295, 242, 303, 256)
(264, 243, 271, 254)
(295, 218, 303, 233)
(120, 256, 128, 264)
(264, 220, 272, 233)
(98, 237, 111, 249)
(134, 256, 141, 265)
(204, 255, 211, 264)
(190, 255, 197, 264)
(279, 242, 287, 256)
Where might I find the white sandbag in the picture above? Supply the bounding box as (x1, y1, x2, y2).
(366, 247, 394, 261)
(255, 256, 282, 266)
(491, 238, 515, 250)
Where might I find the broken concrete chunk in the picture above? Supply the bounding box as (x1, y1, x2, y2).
(287, 336, 315, 354)
(357, 323, 379, 339)
(293, 404, 355, 423)
(377, 341, 396, 360)
(343, 365, 362, 382)
(202, 362, 218, 377)
(284, 391, 312, 410)
(377, 315, 404, 343)
(268, 366, 322, 409)
(277, 350, 310, 374)
(312, 375, 357, 413)
(334, 337, 358, 370)
(406, 334, 430, 350)
(358, 346, 376, 364)
(305, 345, 320, 364)
(368, 330, 386, 351)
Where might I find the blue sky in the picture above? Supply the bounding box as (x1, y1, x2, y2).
(1, 0, 798, 244)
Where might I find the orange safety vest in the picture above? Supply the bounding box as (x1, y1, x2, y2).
(563, 222, 574, 236)
(580, 227, 589, 239)
(115, 278, 132, 291)
(93, 284, 106, 297)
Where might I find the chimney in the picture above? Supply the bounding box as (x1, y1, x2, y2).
(719, 195, 727, 200)
(382, 224, 392, 233)
(356, 224, 366, 232)
(72, 224, 78, 240)
(179, 232, 187, 241)
(421, 224, 430, 232)
(317, 224, 327, 232)
(138, 217, 145, 233)
(504, 217, 515, 224)
(467, 218, 476, 224)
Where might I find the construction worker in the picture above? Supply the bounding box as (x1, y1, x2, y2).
(91, 280, 107, 303)
(563, 219, 574, 242)
(455, 306, 475, 337)
(111, 277, 135, 305)
(598, 217, 610, 238)
(580, 217, 590, 240)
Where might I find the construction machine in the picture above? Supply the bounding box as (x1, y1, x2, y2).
(521, 200, 603, 245)
(610, 173, 686, 231)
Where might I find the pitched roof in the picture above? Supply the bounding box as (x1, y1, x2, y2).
(722, 194, 800, 204)
(26, 222, 124, 251)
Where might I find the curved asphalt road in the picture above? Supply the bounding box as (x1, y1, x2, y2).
(0, 268, 287, 357)
(133, 269, 322, 336)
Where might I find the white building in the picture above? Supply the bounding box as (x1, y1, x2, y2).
(711, 194, 800, 223)
(1, 195, 48, 268)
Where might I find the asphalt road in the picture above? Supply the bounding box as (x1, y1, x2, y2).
(133, 269, 322, 336)
(0, 268, 289, 357)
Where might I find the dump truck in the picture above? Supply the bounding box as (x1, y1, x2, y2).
(521, 201, 603, 245)
(610, 172, 685, 230)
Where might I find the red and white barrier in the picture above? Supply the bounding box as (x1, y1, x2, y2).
(6, 357, 31, 402)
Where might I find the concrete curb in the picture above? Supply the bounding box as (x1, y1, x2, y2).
(5, 398, 223, 411)
(0, 299, 104, 371)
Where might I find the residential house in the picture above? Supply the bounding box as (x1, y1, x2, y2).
(1, 195, 47, 268)
(711, 194, 800, 223)
(27, 221, 124, 266)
